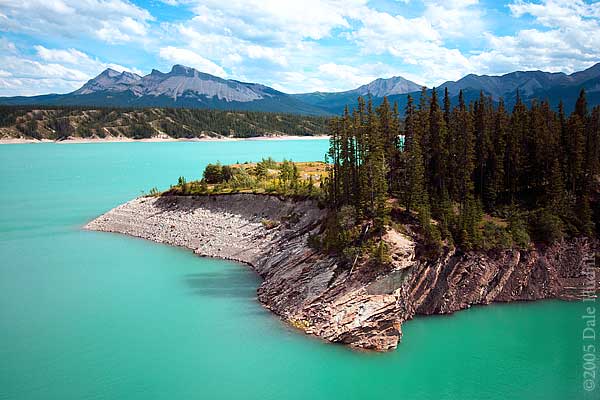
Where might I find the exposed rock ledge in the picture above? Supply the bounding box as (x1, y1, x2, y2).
(85, 194, 599, 351)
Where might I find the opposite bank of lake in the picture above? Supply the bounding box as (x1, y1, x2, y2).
(0, 135, 330, 145)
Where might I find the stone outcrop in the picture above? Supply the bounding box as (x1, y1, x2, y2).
(86, 194, 599, 351)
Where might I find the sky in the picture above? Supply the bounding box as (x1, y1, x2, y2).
(0, 0, 599, 96)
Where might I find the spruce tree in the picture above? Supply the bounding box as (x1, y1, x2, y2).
(402, 95, 426, 213)
(506, 91, 527, 203)
(575, 88, 589, 120)
(489, 99, 508, 207)
(427, 88, 449, 204)
(566, 113, 585, 193)
(453, 90, 475, 204)
(474, 91, 493, 207)
(443, 87, 451, 126)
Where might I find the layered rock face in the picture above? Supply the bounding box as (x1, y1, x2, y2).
(86, 194, 599, 351)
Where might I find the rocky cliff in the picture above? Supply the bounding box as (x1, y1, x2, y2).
(85, 194, 599, 351)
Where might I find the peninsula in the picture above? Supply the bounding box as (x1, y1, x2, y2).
(86, 88, 600, 350)
(86, 193, 597, 351)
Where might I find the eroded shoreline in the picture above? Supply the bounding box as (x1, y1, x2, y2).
(86, 193, 599, 351)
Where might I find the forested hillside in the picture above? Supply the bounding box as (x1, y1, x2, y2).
(0, 106, 328, 140)
(320, 88, 599, 262)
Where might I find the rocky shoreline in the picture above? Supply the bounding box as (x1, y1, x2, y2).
(85, 194, 599, 351)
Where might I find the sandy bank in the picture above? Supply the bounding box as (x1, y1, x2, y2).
(0, 135, 330, 145)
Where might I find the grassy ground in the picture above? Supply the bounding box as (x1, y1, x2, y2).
(162, 160, 328, 198)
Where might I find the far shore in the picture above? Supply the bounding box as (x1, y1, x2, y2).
(0, 135, 330, 145)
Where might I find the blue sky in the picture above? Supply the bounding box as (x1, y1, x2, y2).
(0, 0, 599, 96)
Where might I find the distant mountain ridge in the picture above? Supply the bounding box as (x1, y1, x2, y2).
(440, 64, 600, 98)
(347, 76, 422, 97)
(0, 65, 328, 115)
(1, 63, 599, 115)
(78, 64, 276, 103)
(291, 75, 422, 114)
(437, 63, 600, 114)
(74, 69, 142, 95)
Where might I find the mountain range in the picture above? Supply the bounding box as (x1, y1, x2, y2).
(1, 63, 599, 115)
(0, 65, 327, 115)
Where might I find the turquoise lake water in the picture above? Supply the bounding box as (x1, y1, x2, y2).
(0, 141, 594, 399)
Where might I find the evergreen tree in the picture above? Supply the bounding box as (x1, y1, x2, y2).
(323, 89, 598, 257)
(443, 87, 451, 126)
(473, 91, 493, 207)
(506, 91, 527, 203)
(566, 112, 585, 193)
(546, 157, 565, 209)
(488, 99, 508, 207)
(427, 88, 449, 204)
(575, 88, 589, 120)
(401, 95, 426, 213)
(452, 90, 475, 204)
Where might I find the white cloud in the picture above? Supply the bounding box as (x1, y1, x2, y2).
(347, 0, 599, 86)
(348, 8, 474, 85)
(0, 0, 153, 43)
(159, 46, 227, 77)
(245, 45, 288, 67)
(509, 0, 590, 27)
(1, 56, 89, 82)
(423, 0, 485, 38)
(0, 37, 16, 53)
(1, 0, 599, 95)
(159, 1, 362, 87)
(187, 0, 365, 43)
(351, 9, 441, 49)
(162, 1, 479, 88)
(0, 44, 142, 96)
(34, 46, 92, 65)
(318, 63, 374, 87)
(33, 45, 142, 75)
(471, 0, 600, 75)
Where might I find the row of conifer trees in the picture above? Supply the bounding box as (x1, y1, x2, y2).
(325, 88, 599, 250)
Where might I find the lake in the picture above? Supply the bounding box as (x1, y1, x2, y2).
(0, 141, 592, 399)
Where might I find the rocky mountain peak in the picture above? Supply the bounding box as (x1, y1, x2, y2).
(351, 76, 422, 97)
(73, 68, 141, 95)
(169, 64, 197, 77)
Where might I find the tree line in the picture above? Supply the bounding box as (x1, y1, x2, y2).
(325, 88, 599, 255)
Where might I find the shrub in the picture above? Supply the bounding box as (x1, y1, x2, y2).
(480, 222, 513, 251)
(221, 165, 235, 182)
(371, 241, 391, 266)
(229, 168, 256, 189)
(261, 219, 279, 229)
(508, 222, 530, 249)
(203, 162, 224, 183)
(341, 246, 360, 264)
(418, 206, 442, 259)
(529, 209, 563, 244)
